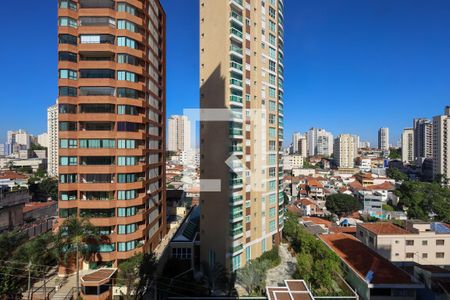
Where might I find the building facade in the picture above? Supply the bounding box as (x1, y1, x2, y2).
(200, 0, 285, 271)
(306, 128, 333, 157)
(47, 104, 59, 177)
(378, 127, 389, 150)
(334, 134, 358, 168)
(57, 0, 167, 269)
(432, 107, 450, 181)
(167, 115, 191, 153)
(401, 128, 414, 164)
(413, 118, 433, 160)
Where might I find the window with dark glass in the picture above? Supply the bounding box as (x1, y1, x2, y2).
(59, 0, 77, 10)
(117, 88, 144, 99)
(117, 54, 141, 66)
(79, 104, 115, 113)
(59, 86, 77, 97)
(59, 34, 77, 46)
(80, 69, 115, 79)
(80, 156, 114, 166)
(79, 0, 114, 8)
(59, 104, 76, 114)
(59, 52, 77, 63)
(79, 87, 115, 96)
(117, 122, 139, 132)
(117, 105, 139, 115)
(81, 122, 114, 131)
(59, 122, 77, 131)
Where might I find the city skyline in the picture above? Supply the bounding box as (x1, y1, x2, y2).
(2, 1, 450, 145)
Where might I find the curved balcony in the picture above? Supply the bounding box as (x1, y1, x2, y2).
(115, 246, 143, 260)
(113, 225, 145, 243)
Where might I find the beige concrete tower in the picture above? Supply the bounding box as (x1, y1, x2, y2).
(199, 0, 285, 271)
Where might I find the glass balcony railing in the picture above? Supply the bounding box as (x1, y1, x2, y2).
(230, 61, 243, 71)
(230, 11, 243, 23)
(231, 244, 243, 253)
(230, 195, 243, 203)
(230, 78, 242, 87)
(230, 212, 243, 220)
(229, 128, 243, 136)
(230, 44, 243, 55)
(230, 27, 243, 39)
(230, 178, 243, 186)
(230, 0, 243, 7)
(230, 95, 243, 103)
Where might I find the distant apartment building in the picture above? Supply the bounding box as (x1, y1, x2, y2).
(168, 115, 191, 153)
(378, 127, 389, 150)
(7, 129, 31, 155)
(57, 0, 167, 269)
(357, 222, 450, 266)
(359, 141, 371, 149)
(200, 0, 285, 271)
(0, 189, 31, 233)
(306, 128, 333, 157)
(401, 128, 414, 164)
(37, 133, 49, 148)
(47, 104, 58, 177)
(283, 154, 304, 171)
(413, 118, 433, 160)
(432, 107, 450, 181)
(0, 144, 4, 157)
(334, 134, 358, 168)
(291, 132, 307, 156)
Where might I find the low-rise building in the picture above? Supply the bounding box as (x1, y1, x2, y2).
(0, 189, 31, 232)
(321, 233, 423, 300)
(357, 221, 450, 266)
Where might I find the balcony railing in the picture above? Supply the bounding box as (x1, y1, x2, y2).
(230, 78, 242, 87)
(230, 27, 243, 39)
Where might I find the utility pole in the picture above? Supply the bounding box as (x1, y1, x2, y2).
(27, 261, 32, 300)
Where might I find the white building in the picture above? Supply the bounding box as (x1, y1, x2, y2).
(307, 128, 333, 157)
(47, 104, 58, 177)
(37, 133, 49, 148)
(7, 129, 31, 154)
(283, 154, 304, 171)
(168, 115, 191, 153)
(378, 127, 389, 150)
(413, 118, 433, 160)
(358, 158, 372, 172)
(432, 107, 450, 181)
(291, 132, 307, 157)
(334, 134, 358, 168)
(401, 128, 414, 164)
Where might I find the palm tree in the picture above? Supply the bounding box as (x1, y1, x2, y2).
(55, 216, 108, 298)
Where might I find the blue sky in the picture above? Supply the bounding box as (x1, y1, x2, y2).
(1, 0, 450, 146)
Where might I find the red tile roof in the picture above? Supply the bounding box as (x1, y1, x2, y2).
(297, 198, 315, 206)
(365, 181, 395, 191)
(307, 178, 323, 188)
(320, 233, 415, 285)
(0, 171, 28, 180)
(359, 222, 411, 235)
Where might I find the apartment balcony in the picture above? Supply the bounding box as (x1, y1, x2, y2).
(229, 0, 243, 10)
(230, 243, 244, 254)
(229, 128, 243, 139)
(230, 226, 244, 240)
(229, 27, 243, 42)
(230, 212, 243, 223)
(229, 78, 243, 90)
(229, 178, 243, 189)
(114, 225, 146, 243)
(230, 10, 243, 26)
(229, 44, 243, 58)
(229, 145, 243, 156)
(229, 95, 243, 107)
(230, 194, 244, 206)
(230, 61, 243, 74)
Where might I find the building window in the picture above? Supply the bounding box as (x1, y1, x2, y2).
(117, 156, 137, 166)
(59, 139, 77, 148)
(117, 224, 137, 234)
(59, 34, 77, 45)
(406, 240, 414, 246)
(58, 52, 77, 63)
(59, 122, 77, 131)
(422, 240, 428, 246)
(59, 86, 77, 97)
(59, 17, 78, 28)
(60, 156, 77, 166)
(422, 253, 428, 259)
(405, 253, 414, 259)
(118, 240, 138, 252)
(436, 240, 445, 246)
(59, 69, 77, 80)
(172, 248, 192, 260)
(117, 139, 136, 149)
(117, 71, 138, 82)
(117, 190, 137, 200)
(245, 247, 251, 262)
(117, 207, 137, 217)
(436, 252, 445, 259)
(117, 36, 137, 49)
(59, 0, 77, 10)
(232, 255, 241, 271)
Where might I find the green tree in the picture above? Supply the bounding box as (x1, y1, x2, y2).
(117, 252, 157, 299)
(236, 261, 266, 295)
(55, 217, 107, 299)
(386, 168, 408, 181)
(388, 148, 401, 159)
(325, 194, 361, 217)
(395, 181, 450, 222)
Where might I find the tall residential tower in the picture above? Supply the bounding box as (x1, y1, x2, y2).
(432, 107, 450, 181)
(57, 0, 167, 269)
(378, 127, 389, 150)
(200, 0, 285, 271)
(48, 103, 59, 177)
(167, 115, 191, 153)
